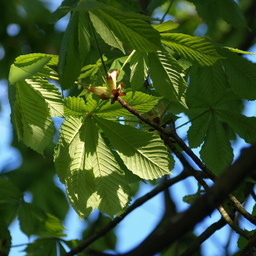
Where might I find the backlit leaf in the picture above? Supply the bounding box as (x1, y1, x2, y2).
(95, 91, 160, 117)
(55, 116, 130, 218)
(161, 33, 223, 66)
(95, 117, 172, 180)
(89, 7, 162, 52)
(149, 51, 187, 106)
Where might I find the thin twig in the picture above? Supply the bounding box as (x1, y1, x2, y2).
(160, 0, 175, 23)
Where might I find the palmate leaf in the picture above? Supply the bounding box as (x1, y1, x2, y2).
(129, 51, 149, 92)
(11, 78, 63, 155)
(95, 117, 172, 180)
(89, 7, 162, 52)
(218, 48, 256, 100)
(200, 113, 233, 176)
(161, 33, 223, 66)
(54, 116, 130, 218)
(149, 50, 187, 107)
(95, 91, 160, 117)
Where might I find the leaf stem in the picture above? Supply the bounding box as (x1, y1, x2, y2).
(88, 14, 108, 76)
(160, 0, 175, 23)
(120, 50, 136, 72)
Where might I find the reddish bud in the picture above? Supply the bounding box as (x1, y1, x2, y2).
(99, 93, 107, 100)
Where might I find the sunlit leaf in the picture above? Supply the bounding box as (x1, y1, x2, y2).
(95, 91, 160, 117)
(12, 79, 60, 154)
(55, 116, 130, 218)
(9, 54, 52, 85)
(95, 117, 172, 180)
(153, 20, 179, 32)
(149, 50, 187, 107)
(89, 7, 162, 52)
(161, 33, 223, 66)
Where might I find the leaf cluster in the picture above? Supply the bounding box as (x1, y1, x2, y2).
(4, 0, 256, 255)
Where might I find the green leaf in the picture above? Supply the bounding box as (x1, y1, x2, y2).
(78, 56, 108, 80)
(187, 109, 211, 148)
(153, 20, 179, 32)
(95, 91, 160, 117)
(9, 54, 52, 85)
(58, 11, 80, 90)
(149, 51, 187, 106)
(89, 7, 162, 52)
(183, 194, 198, 204)
(187, 62, 229, 106)
(12, 79, 61, 154)
(0, 178, 23, 205)
(223, 46, 256, 55)
(18, 202, 66, 238)
(24, 238, 58, 256)
(187, 0, 247, 29)
(55, 116, 130, 218)
(200, 113, 233, 175)
(89, 11, 125, 54)
(64, 96, 88, 116)
(216, 109, 256, 144)
(130, 51, 148, 92)
(237, 230, 253, 250)
(48, 0, 79, 23)
(71, 0, 105, 11)
(18, 202, 47, 237)
(218, 49, 256, 100)
(95, 117, 172, 180)
(78, 12, 91, 60)
(59, 11, 90, 90)
(0, 223, 11, 256)
(44, 214, 66, 237)
(161, 33, 223, 66)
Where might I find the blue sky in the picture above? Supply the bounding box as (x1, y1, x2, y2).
(1, 1, 256, 255)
